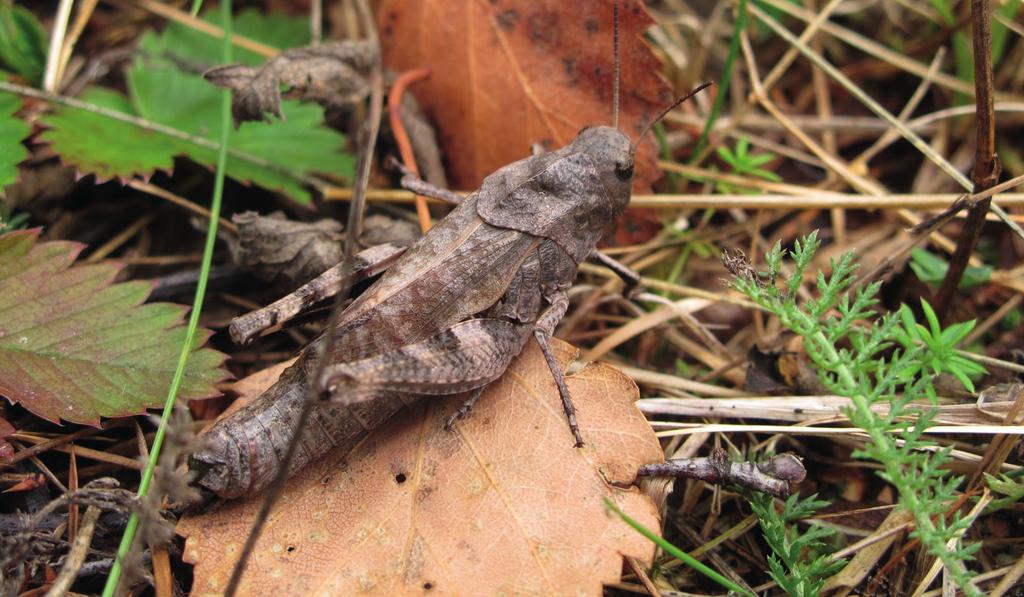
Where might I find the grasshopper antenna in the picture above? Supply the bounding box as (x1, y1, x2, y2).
(612, 2, 620, 129)
(630, 81, 713, 156)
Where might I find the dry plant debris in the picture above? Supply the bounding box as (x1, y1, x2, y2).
(1, 0, 1024, 594)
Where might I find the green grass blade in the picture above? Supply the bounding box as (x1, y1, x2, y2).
(101, 1, 232, 594)
(603, 498, 757, 597)
(690, 0, 747, 162)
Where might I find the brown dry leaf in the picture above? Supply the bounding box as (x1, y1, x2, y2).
(229, 212, 345, 288)
(178, 339, 662, 595)
(376, 0, 672, 192)
(204, 41, 377, 126)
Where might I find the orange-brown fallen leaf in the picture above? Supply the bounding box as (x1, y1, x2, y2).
(376, 0, 672, 192)
(178, 339, 663, 595)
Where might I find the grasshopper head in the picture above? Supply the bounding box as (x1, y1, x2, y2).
(572, 125, 634, 214)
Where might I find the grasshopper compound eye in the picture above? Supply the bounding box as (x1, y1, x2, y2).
(614, 160, 634, 181)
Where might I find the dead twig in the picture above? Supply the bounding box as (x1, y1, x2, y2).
(44, 506, 101, 597)
(637, 449, 806, 498)
(933, 0, 1001, 322)
(222, 1, 383, 594)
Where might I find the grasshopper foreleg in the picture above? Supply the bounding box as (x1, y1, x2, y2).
(589, 249, 641, 297)
(229, 242, 407, 345)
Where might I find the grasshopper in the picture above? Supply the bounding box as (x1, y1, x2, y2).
(190, 12, 709, 499)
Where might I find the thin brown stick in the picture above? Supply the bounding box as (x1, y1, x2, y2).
(8, 424, 110, 465)
(12, 434, 144, 470)
(129, 179, 239, 235)
(323, 185, 1024, 209)
(86, 214, 156, 262)
(111, 0, 278, 57)
(57, 0, 100, 87)
(625, 556, 662, 597)
(933, 0, 1001, 322)
(222, 2, 383, 594)
(68, 444, 80, 541)
(151, 543, 174, 597)
(44, 506, 101, 597)
(388, 68, 433, 233)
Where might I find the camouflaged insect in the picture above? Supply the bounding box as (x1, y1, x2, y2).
(191, 27, 711, 499)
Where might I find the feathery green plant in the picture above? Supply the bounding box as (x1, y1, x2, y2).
(984, 469, 1024, 514)
(727, 232, 984, 596)
(749, 492, 845, 597)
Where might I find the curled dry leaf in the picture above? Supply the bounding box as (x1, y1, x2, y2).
(229, 211, 346, 288)
(376, 0, 672, 192)
(178, 339, 663, 595)
(204, 40, 378, 126)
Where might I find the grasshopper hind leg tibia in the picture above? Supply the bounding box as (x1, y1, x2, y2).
(228, 242, 407, 345)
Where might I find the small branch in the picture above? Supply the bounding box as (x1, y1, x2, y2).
(970, 0, 1000, 191)
(933, 0, 1001, 322)
(45, 506, 101, 597)
(112, 0, 278, 57)
(128, 179, 239, 236)
(637, 449, 806, 498)
(625, 556, 662, 597)
(323, 185, 1024, 211)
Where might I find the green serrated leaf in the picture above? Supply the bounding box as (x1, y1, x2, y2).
(127, 64, 352, 202)
(0, 92, 29, 187)
(0, 229, 226, 425)
(130, 9, 351, 202)
(0, 2, 47, 85)
(39, 9, 352, 203)
(39, 88, 176, 180)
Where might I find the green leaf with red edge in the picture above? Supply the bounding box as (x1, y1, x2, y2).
(0, 229, 226, 425)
